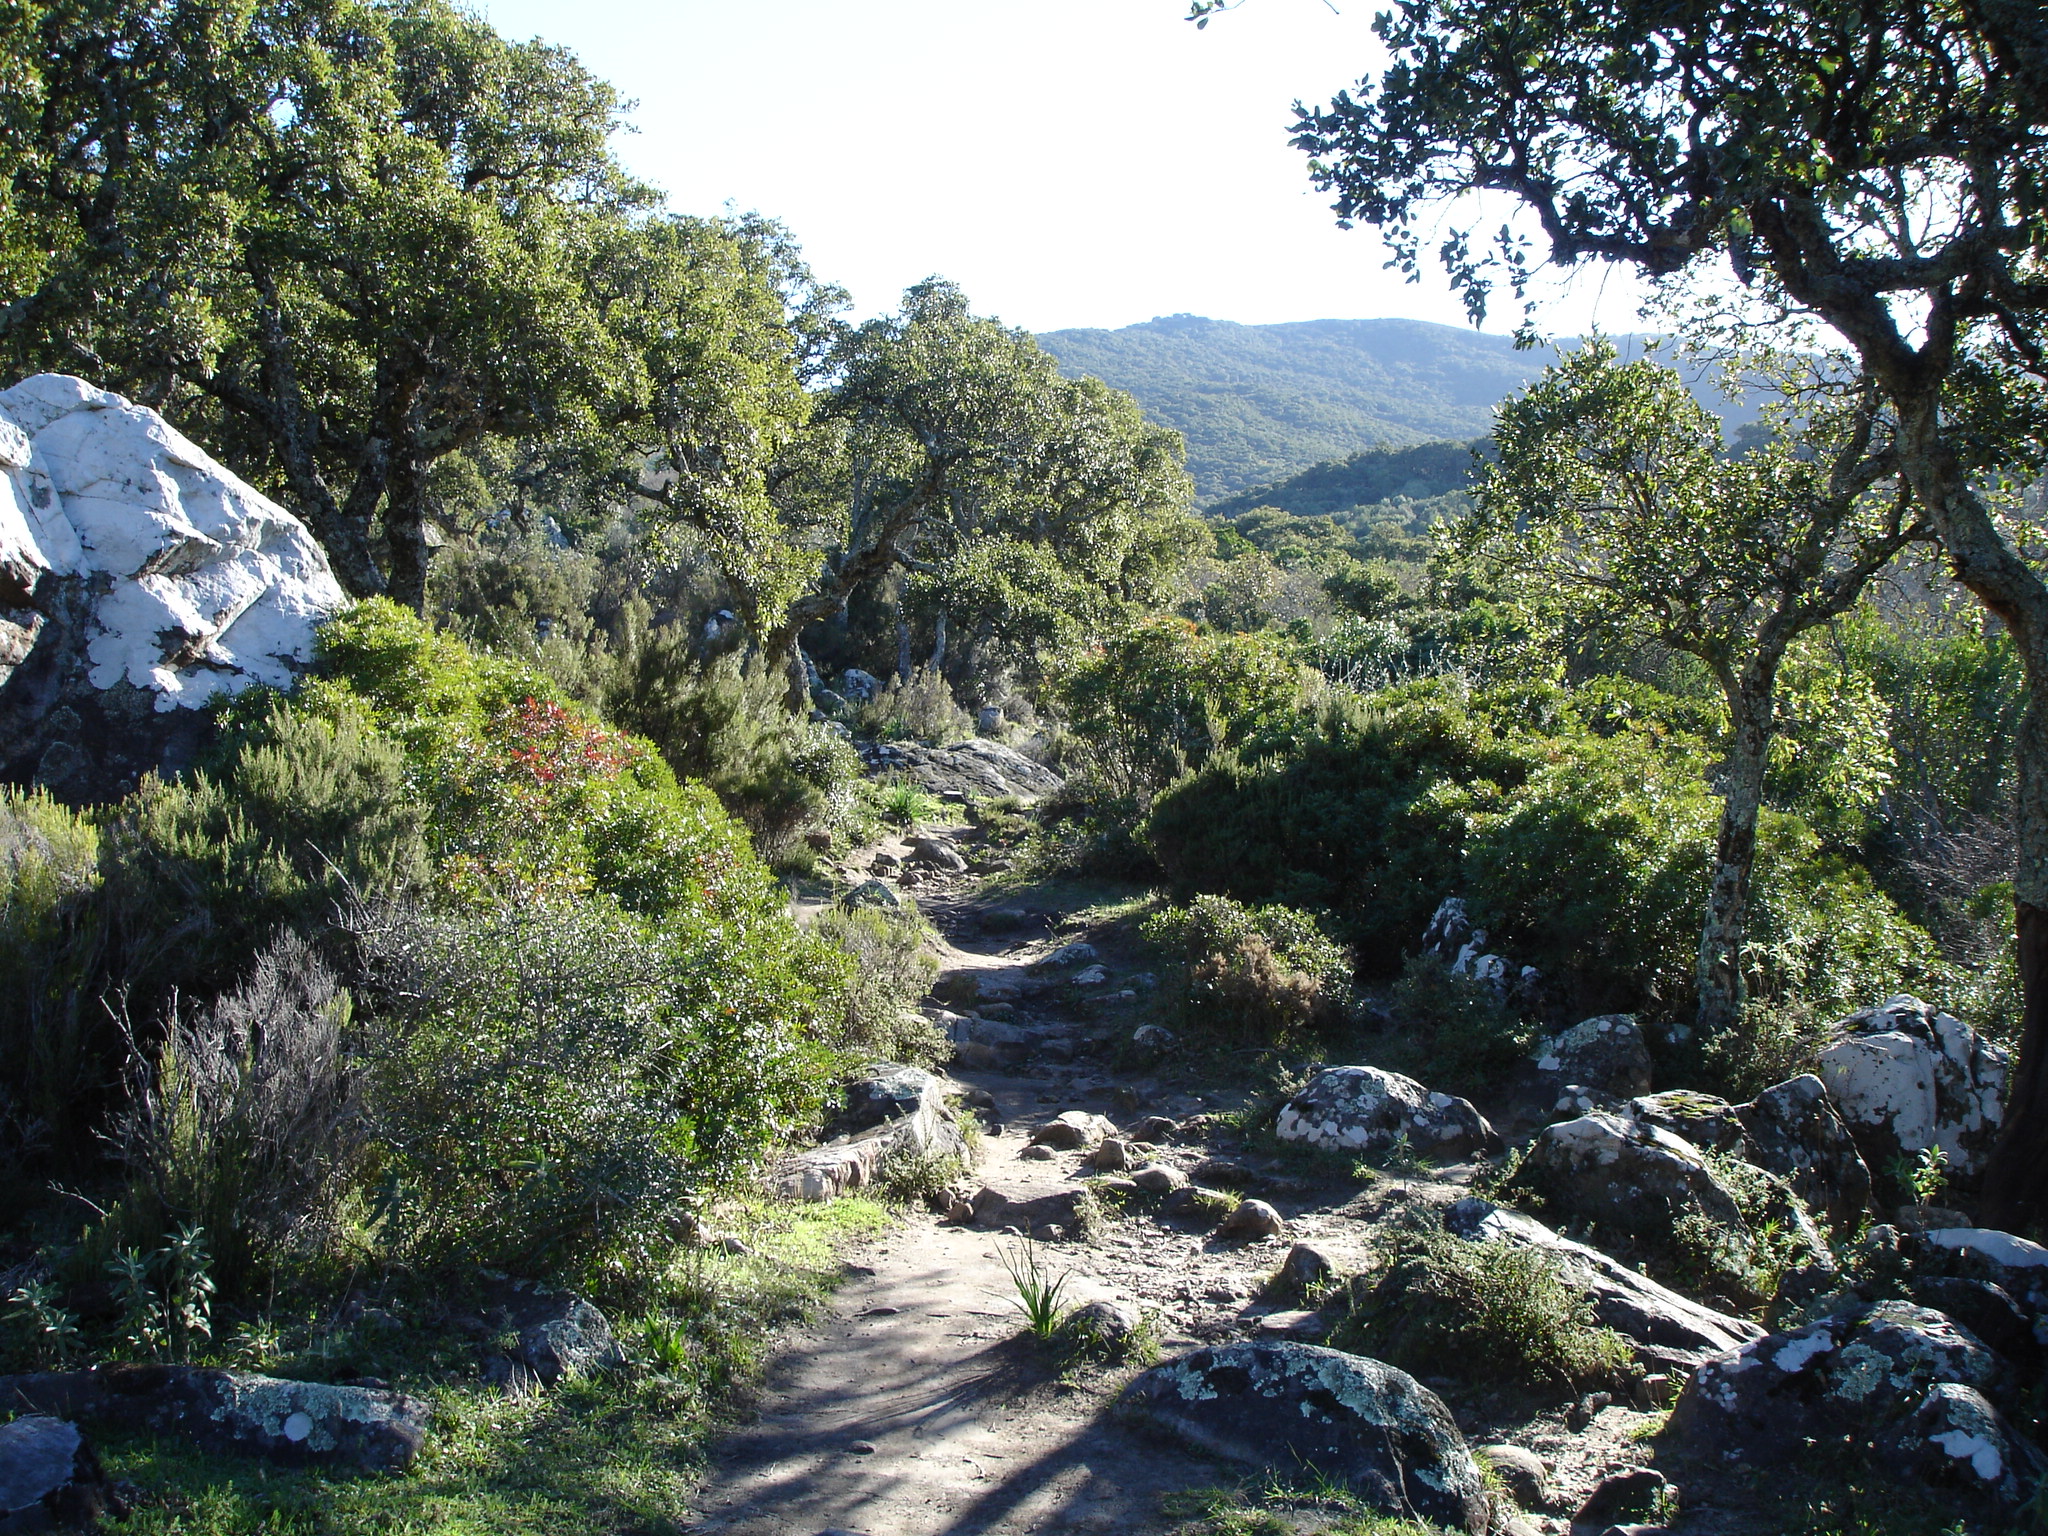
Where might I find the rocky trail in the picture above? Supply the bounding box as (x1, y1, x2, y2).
(693, 826, 1673, 1536)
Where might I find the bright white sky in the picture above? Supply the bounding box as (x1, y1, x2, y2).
(473, 0, 1650, 336)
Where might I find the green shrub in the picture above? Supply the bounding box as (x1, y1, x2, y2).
(1143, 894, 1353, 1045)
(1332, 1225, 1635, 1398)
(99, 700, 429, 998)
(110, 932, 360, 1295)
(606, 622, 861, 855)
(1379, 952, 1537, 1099)
(1058, 617, 1306, 803)
(852, 666, 975, 743)
(353, 895, 833, 1275)
(808, 904, 945, 1067)
(1145, 680, 1524, 971)
(0, 790, 104, 1167)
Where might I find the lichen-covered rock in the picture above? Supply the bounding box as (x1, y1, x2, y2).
(855, 737, 1062, 802)
(0, 1366, 428, 1471)
(1029, 1110, 1118, 1150)
(477, 1281, 626, 1389)
(0, 374, 349, 802)
(1511, 1112, 1745, 1235)
(1888, 1381, 2048, 1513)
(772, 1074, 967, 1202)
(1531, 1014, 1652, 1098)
(1815, 996, 2006, 1183)
(1623, 1090, 1748, 1154)
(1274, 1065, 1495, 1160)
(0, 1414, 114, 1528)
(908, 835, 967, 873)
(1668, 1301, 2006, 1467)
(838, 878, 904, 912)
(1444, 1198, 1763, 1370)
(838, 1062, 949, 1133)
(1119, 1342, 1489, 1533)
(1734, 1073, 1873, 1230)
(1217, 1198, 1286, 1241)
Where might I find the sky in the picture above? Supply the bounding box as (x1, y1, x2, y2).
(472, 0, 1651, 337)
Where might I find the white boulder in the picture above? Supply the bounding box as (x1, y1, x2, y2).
(1815, 996, 2006, 1181)
(1274, 1065, 1494, 1160)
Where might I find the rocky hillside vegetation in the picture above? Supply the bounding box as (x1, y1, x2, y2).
(1, 2, 2046, 1534)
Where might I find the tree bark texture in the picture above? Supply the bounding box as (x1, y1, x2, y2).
(1698, 681, 1774, 1038)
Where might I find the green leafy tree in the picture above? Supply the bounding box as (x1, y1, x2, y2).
(1278, 0, 2048, 1226)
(1465, 343, 1923, 1036)
(762, 279, 1196, 709)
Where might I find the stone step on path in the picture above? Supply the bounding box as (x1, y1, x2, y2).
(684, 1073, 1225, 1536)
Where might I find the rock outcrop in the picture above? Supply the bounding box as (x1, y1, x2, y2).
(0, 375, 348, 801)
(1668, 1299, 2042, 1513)
(1815, 996, 2006, 1185)
(0, 1366, 427, 1471)
(855, 738, 1062, 802)
(1444, 1198, 1764, 1370)
(0, 1414, 116, 1529)
(772, 1063, 968, 1201)
(1119, 1342, 1490, 1533)
(1274, 1065, 1495, 1161)
(1532, 1014, 1653, 1099)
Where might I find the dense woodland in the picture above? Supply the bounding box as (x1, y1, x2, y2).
(1, 0, 2047, 1531)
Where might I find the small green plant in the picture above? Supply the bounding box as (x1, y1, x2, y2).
(107, 1223, 215, 1363)
(872, 1142, 967, 1207)
(1333, 1225, 1635, 1398)
(632, 1313, 694, 1377)
(5, 1279, 81, 1366)
(1897, 1144, 1951, 1207)
(998, 1240, 1073, 1341)
(871, 780, 944, 828)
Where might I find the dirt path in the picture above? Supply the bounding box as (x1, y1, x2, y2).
(685, 1073, 1230, 1536)
(693, 824, 1664, 1536)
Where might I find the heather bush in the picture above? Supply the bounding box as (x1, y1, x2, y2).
(1143, 894, 1352, 1044)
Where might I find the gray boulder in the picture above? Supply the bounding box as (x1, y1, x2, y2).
(1274, 1065, 1494, 1160)
(0, 374, 349, 803)
(0, 1415, 113, 1529)
(1890, 1381, 2048, 1513)
(1815, 996, 2006, 1183)
(838, 878, 904, 912)
(1669, 1300, 2006, 1466)
(1506, 1113, 1829, 1299)
(479, 1282, 625, 1390)
(1734, 1073, 1873, 1229)
(1444, 1198, 1763, 1370)
(772, 1070, 967, 1202)
(1532, 1014, 1652, 1098)
(856, 738, 1062, 802)
(0, 1366, 428, 1471)
(908, 835, 968, 873)
(1029, 1110, 1117, 1150)
(839, 1062, 949, 1132)
(1120, 1342, 1490, 1533)
(1622, 1089, 1748, 1153)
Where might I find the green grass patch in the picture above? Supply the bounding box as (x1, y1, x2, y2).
(82, 1197, 890, 1535)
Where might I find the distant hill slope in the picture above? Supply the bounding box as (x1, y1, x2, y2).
(1035, 315, 1728, 505)
(1035, 314, 1559, 502)
(1205, 440, 1482, 524)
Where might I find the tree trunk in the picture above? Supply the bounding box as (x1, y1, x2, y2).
(929, 609, 947, 671)
(1697, 677, 1775, 1038)
(896, 614, 912, 684)
(1984, 656, 2048, 1229)
(382, 450, 430, 616)
(1878, 387, 2048, 1231)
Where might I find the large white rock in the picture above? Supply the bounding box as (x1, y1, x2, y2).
(1274, 1064, 1494, 1160)
(1815, 996, 2006, 1181)
(0, 374, 344, 710)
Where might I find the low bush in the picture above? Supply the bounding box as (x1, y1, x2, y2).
(852, 666, 974, 743)
(352, 895, 833, 1277)
(808, 904, 945, 1067)
(1331, 1224, 1635, 1398)
(1143, 895, 1352, 1045)
(111, 932, 362, 1294)
(0, 790, 103, 1166)
(1375, 953, 1537, 1099)
(606, 622, 861, 856)
(1057, 617, 1305, 804)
